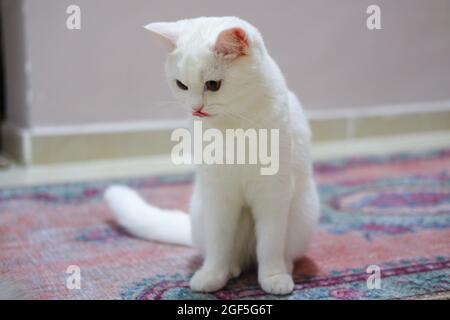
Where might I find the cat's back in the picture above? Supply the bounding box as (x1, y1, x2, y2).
(287, 91, 311, 141)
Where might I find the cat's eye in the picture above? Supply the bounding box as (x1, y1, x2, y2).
(176, 80, 188, 91)
(205, 80, 222, 92)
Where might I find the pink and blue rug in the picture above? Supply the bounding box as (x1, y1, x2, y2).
(0, 149, 449, 299)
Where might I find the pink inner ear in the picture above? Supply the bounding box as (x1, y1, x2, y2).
(214, 27, 249, 58)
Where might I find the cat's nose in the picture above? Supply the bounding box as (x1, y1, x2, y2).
(192, 105, 204, 112)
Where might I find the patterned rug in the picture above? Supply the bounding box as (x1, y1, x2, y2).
(1, 148, 450, 300)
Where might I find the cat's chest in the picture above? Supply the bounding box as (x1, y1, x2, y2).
(197, 163, 259, 181)
(196, 164, 281, 199)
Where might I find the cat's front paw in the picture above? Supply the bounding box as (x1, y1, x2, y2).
(259, 273, 294, 295)
(190, 268, 228, 292)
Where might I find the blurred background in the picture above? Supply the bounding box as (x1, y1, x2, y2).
(0, 0, 450, 168)
(1, 0, 450, 301)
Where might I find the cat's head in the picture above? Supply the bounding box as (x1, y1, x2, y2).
(144, 17, 267, 120)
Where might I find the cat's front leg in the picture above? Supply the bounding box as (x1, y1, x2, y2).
(189, 194, 242, 292)
(251, 190, 294, 295)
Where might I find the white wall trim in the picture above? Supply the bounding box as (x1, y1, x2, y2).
(306, 99, 450, 120)
(2, 99, 450, 165)
(27, 119, 188, 136)
(11, 99, 450, 137)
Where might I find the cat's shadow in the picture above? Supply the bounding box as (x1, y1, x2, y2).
(293, 256, 320, 279)
(104, 220, 131, 237)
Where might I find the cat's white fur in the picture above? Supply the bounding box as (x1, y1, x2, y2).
(105, 16, 319, 295)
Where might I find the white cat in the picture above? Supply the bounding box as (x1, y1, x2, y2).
(105, 16, 320, 295)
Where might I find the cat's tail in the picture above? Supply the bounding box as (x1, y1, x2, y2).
(104, 185, 191, 246)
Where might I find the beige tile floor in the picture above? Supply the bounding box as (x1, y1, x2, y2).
(1, 131, 450, 188)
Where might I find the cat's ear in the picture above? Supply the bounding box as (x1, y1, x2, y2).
(214, 27, 249, 59)
(144, 22, 180, 49)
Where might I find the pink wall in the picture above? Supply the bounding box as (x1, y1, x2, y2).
(2, 0, 450, 128)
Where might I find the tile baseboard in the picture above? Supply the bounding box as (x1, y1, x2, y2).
(2, 101, 450, 165)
